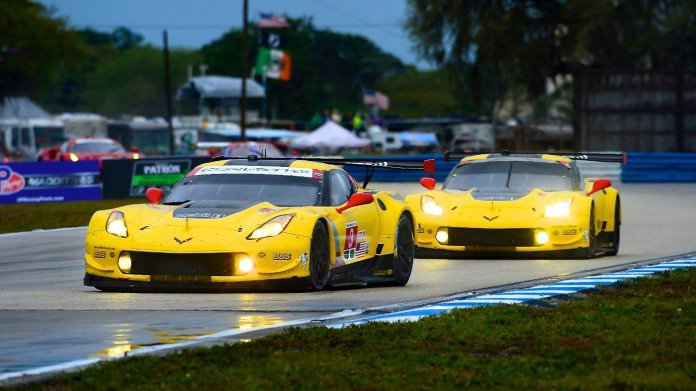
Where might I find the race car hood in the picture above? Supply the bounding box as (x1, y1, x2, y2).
(102, 201, 312, 240)
(413, 187, 588, 224)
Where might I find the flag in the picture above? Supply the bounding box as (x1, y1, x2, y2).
(259, 13, 289, 28)
(363, 89, 390, 110)
(255, 48, 291, 81)
(261, 30, 284, 48)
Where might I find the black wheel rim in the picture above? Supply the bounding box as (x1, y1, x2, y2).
(395, 223, 414, 275)
(310, 230, 329, 288)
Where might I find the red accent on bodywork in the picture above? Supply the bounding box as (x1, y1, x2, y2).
(336, 193, 374, 214)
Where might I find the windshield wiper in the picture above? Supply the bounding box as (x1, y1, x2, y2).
(161, 200, 192, 205)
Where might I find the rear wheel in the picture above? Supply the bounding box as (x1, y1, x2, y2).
(606, 199, 621, 256)
(391, 215, 415, 286)
(307, 222, 330, 290)
(576, 207, 597, 259)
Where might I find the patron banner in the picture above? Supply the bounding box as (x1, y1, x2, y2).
(0, 161, 102, 204)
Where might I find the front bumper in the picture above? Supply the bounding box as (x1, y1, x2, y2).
(414, 212, 590, 253)
(84, 228, 313, 290)
(84, 273, 309, 292)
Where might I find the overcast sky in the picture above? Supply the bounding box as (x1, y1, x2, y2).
(39, 0, 430, 68)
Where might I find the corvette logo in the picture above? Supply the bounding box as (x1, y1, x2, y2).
(173, 237, 193, 245)
(483, 215, 499, 222)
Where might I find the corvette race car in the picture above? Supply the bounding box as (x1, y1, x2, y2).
(84, 156, 434, 291)
(406, 151, 625, 258)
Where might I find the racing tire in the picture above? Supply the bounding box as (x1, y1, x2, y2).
(606, 199, 621, 256)
(390, 214, 415, 286)
(307, 221, 331, 290)
(576, 207, 597, 259)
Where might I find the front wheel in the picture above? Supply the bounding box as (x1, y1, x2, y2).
(576, 207, 597, 259)
(391, 215, 415, 286)
(307, 222, 330, 290)
(606, 199, 621, 256)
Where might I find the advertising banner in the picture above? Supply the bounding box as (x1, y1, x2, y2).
(130, 159, 191, 196)
(0, 161, 102, 204)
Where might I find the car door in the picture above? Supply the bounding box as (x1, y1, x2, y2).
(328, 169, 380, 265)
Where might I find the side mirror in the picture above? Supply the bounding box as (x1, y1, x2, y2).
(130, 146, 139, 153)
(336, 193, 374, 214)
(586, 178, 611, 196)
(420, 177, 436, 190)
(145, 187, 163, 204)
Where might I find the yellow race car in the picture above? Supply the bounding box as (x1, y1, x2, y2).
(406, 152, 625, 258)
(84, 156, 434, 291)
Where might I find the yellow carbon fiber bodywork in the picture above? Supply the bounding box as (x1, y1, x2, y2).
(406, 154, 621, 253)
(85, 159, 412, 286)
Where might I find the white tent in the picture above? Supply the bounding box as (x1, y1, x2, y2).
(289, 121, 370, 150)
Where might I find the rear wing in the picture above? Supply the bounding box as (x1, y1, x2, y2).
(444, 151, 626, 164)
(212, 154, 435, 188)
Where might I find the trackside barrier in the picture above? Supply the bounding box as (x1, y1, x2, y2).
(0, 161, 101, 204)
(622, 153, 696, 183)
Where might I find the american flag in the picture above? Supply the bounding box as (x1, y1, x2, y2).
(362, 89, 390, 110)
(355, 241, 368, 258)
(259, 13, 289, 28)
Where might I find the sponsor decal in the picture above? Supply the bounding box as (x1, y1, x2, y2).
(94, 250, 106, 259)
(357, 230, 366, 240)
(130, 160, 191, 197)
(312, 169, 323, 179)
(479, 195, 518, 201)
(173, 212, 226, 219)
(273, 252, 292, 261)
(300, 252, 308, 269)
(0, 166, 25, 195)
(173, 237, 193, 245)
(563, 229, 577, 236)
(257, 207, 277, 213)
(355, 241, 369, 258)
(417, 224, 425, 234)
(373, 269, 393, 276)
(343, 220, 358, 260)
(194, 165, 315, 178)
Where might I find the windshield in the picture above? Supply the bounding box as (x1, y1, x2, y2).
(444, 161, 575, 192)
(71, 141, 125, 154)
(133, 129, 169, 155)
(163, 172, 323, 207)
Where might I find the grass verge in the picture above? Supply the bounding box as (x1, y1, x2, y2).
(19, 268, 695, 390)
(0, 199, 143, 234)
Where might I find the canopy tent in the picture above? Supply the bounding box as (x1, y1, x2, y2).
(176, 76, 265, 100)
(289, 121, 370, 150)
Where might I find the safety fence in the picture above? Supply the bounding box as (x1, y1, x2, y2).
(0, 153, 694, 204)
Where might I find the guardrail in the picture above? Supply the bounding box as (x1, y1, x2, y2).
(622, 153, 696, 183)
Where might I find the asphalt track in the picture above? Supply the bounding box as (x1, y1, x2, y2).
(1, 183, 695, 377)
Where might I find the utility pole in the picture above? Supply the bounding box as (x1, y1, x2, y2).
(162, 30, 175, 155)
(240, 0, 249, 141)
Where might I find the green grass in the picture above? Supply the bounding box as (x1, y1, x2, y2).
(21, 268, 696, 390)
(0, 199, 144, 234)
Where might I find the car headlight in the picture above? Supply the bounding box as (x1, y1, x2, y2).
(248, 214, 294, 240)
(544, 198, 573, 217)
(106, 211, 128, 237)
(69, 153, 79, 162)
(421, 195, 443, 216)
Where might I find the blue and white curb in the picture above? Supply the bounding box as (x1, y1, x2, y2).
(337, 256, 696, 325)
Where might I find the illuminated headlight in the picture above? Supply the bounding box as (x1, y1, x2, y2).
(544, 198, 573, 217)
(248, 214, 294, 240)
(133, 153, 140, 160)
(106, 211, 128, 238)
(421, 195, 443, 216)
(118, 252, 132, 273)
(535, 230, 549, 245)
(436, 227, 449, 244)
(69, 153, 79, 162)
(237, 257, 254, 274)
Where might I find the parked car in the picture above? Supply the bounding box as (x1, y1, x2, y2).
(38, 138, 140, 162)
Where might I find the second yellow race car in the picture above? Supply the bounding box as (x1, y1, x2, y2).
(84, 156, 434, 291)
(406, 151, 625, 258)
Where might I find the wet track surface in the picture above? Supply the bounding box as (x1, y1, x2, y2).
(1, 183, 695, 375)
